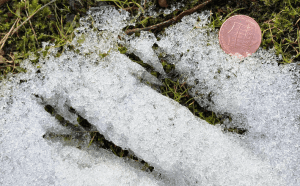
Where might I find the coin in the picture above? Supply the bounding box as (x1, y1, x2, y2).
(219, 15, 261, 59)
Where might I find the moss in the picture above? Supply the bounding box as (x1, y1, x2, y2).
(63, 135, 72, 141)
(75, 49, 80, 54)
(225, 127, 247, 135)
(199, 111, 220, 125)
(77, 34, 86, 44)
(44, 105, 54, 115)
(0, 0, 98, 80)
(161, 60, 175, 74)
(118, 46, 127, 54)
(55, 114, 64, 122)
(134, 32, 140, 37)
(127, 53, 154, 70)
(150, 71, 158, 77)
(77, 116, 83, 124)
(99, 53, 109, 58)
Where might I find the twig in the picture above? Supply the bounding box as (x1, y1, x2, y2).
(125, 0, 212, 35)
(0, 18, 20, 50)
(87, 132, 97, 148)
(123, 6, 139, 11)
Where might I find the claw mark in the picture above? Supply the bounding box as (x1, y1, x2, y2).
(35, 94, 155, 172)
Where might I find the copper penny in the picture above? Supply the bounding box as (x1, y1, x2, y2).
(219, 15, 261, 58)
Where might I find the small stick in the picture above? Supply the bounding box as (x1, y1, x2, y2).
(125, 0, 212, 35)
(0, 18, 20, 50)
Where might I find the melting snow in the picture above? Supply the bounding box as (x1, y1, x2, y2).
(1, 5, 299, 186)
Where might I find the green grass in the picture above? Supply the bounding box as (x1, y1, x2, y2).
(0, 0, 298, 173)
